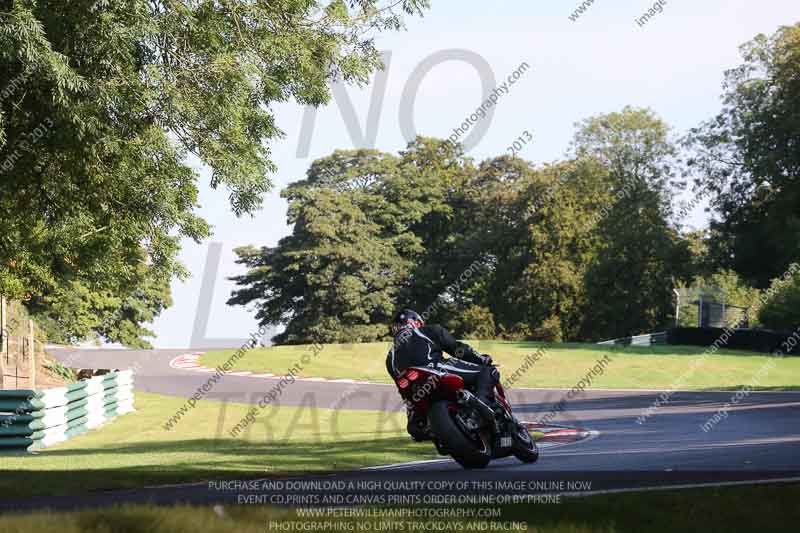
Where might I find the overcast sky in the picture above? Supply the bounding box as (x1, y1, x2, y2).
(149, 1, 800, 348)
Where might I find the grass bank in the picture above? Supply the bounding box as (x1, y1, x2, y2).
(0, 483, 798, 532)
(201, 340, 800, 391)
(0, 391, 437, 498)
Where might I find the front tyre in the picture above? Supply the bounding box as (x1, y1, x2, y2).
(428, 401, 491, 469)
(511, 424, 539, 464)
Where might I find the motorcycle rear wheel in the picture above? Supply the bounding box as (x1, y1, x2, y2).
(428, 401, 492, 469)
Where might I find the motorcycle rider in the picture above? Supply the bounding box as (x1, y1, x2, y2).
(386, 309, 500, 439)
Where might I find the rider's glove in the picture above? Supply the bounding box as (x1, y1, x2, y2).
(478, 354, 493, 366)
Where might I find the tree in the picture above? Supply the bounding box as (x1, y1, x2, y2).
(456, 156, 531, 335)
(229, 190, 410, 344)
(759, 265, 800, 330)
(229, 139, 486, 344)
(448, 304, 496, 340)
(29, 259, 173, 348)
(0, 0, 429, 345)
(688, 23, 800, 288)
(515, 160, 609, 339)
(229, 148, 411, 344)
(468, 157, 608, 340)
(389, 137, 481, 317)
(232, 110, 706, 345)
(575, 107, 693, 339)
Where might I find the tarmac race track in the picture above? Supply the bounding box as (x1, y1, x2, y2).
(3, 347, 796, 511)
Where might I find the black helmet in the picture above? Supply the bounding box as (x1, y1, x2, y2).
(391, 309, 424, 334)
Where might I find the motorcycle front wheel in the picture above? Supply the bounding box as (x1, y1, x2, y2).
(511, 424, 539, 464)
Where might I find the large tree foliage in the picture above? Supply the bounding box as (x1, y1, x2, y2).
(0, 0, 428, 346)
(688, 23, 800, 288)
(390, 138, 480, 313)
(231, 123, 697, 344)
(575, 107, 693, 339)
(228, 140, 481, 344)
(229, 148, 412, 344)
(467, 157, 608, 340)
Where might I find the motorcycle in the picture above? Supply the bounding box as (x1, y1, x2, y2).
(394, 364, 539, 469)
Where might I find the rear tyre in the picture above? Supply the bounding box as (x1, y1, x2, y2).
(511, 424, 539, 464)
(428, 401, 491, 469)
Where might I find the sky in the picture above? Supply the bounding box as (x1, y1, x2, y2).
(149, 0, 800, 348)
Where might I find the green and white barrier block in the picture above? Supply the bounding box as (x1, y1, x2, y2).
(1, 370, 136, 453)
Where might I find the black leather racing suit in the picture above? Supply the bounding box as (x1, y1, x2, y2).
(385, 324, 498, 404)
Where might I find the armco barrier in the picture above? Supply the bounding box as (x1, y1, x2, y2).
(0, 370, 135, 454)
(597, 332, 667, 347)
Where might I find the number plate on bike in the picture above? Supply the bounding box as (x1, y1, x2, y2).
(500, 436, 512, 448)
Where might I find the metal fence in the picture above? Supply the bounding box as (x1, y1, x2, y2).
(0, 297, 38, 390)
(1, 336, 40, 390)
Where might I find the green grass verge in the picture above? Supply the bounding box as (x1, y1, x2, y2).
(0, 392, 437, 499)
(1, 483, 798, 532)
(202, 340, 800, 391)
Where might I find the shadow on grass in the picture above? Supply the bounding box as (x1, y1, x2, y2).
(1, 435, 426, 498)
(3, 483, 800, 533)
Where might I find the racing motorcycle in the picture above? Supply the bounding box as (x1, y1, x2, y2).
(394, 364, 538, 469)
